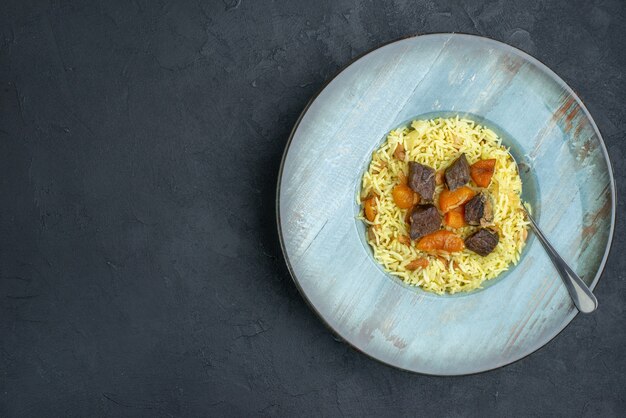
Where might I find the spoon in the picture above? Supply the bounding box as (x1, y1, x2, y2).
(522, 205, 598, 313)
(512, 153, 598, 313)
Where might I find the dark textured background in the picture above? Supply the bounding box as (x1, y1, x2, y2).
(1, 0, 625, 416)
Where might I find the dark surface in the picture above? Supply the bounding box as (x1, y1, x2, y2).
(1, 0, 625, 416)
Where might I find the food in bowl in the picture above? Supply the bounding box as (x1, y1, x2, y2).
(359, 117, 529, 294)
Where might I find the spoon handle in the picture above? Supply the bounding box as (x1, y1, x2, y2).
(524, 209, 598, 313)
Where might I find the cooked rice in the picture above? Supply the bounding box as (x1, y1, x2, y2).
(359, 117, 529, 294)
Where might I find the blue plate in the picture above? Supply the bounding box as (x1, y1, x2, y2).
(277, 34, 615, 375)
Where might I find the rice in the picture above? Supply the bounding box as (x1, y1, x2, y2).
(359, 117, 529, 294)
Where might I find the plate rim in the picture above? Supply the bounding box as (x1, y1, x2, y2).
(275, 32, 617, 376)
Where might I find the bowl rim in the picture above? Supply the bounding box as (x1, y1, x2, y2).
(275, 32, 617, 376)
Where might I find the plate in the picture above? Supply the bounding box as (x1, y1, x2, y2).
(277, 34, 615, 375)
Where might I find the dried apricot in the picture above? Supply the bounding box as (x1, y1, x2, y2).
(444, 206, 466, 228)
(416, 230, 465, 253)
(392, 184, 417, 209)
(470, 159, 496, 188)
(406, 257, 429, 270)
(438, 186, 476, 213)
(397, 235, 411, 245)
(364, 197, 377, 221)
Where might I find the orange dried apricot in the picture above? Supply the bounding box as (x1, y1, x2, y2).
(444, 206, 466, 228)
(438, 186, 476, 213)
(470, 159, 496, 188)
(364, 196, 377, 221)
(406, 257, 429, 271)
(392, 184, 417, 209)
(416, 230, 465, 253)
(397, 235, 411, 245)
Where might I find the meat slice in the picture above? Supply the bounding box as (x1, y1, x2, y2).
(464, 192, 494, 226)
(465, 228, 499, 256)
(409, 204, 442, 240)
(408, 162, 436, 202)
(444, 153, 470, 191)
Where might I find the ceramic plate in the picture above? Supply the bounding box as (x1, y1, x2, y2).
(277, 34, 615, 375)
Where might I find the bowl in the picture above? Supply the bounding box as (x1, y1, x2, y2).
(277, 34, 615, 375)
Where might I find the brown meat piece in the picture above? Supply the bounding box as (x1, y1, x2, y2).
(464, 192, 494, 226)
(409, 204, 442, 240)
(408, 162, 436, 202)
(465, 228, 499, 256)
(444, 154, 470, 191)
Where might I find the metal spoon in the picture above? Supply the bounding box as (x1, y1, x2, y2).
(522, 206, 598, 313)
(512, 153, 598, 313)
